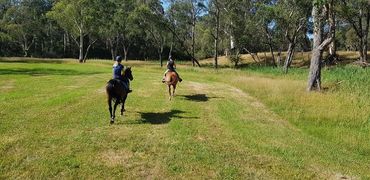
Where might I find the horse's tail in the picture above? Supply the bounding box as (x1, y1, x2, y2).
(106, 79, 120, 103)
(106, 80, 115, 94)
(165, 72, 178, 85)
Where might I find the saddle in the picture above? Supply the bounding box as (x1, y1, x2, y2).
(108, 79, 129, 91)
(108, 79, 121, 87)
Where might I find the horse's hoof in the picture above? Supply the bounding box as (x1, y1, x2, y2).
(110, 120, 114, 124)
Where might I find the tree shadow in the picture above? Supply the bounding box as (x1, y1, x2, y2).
(179, 94, 221, 102)
(0, 68, 103, 76)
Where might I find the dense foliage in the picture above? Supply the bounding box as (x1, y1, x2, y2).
(0, 0, 369, 64)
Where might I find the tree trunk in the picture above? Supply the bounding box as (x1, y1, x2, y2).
(283, 42, 295, 73)
(108, 38, 116, 61)
(214, 3, 220, 69)
(362, 9, 370, 62)
(191, 15, 196, 67)
(277, 48, 282, 66)
(63, 33, 67, 56)
(83, 39, 97, 62)
(78, 28, 84, 63)
(269, 44, 276, 67)
(123, 46, 129, 61)
(159, 51, 163, 67)
(328, 0, 337, 62)
(307, 4, 333, 91)
(169, 39, 173, 59)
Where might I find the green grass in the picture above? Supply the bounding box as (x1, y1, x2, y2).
(0, 57, 369, 179)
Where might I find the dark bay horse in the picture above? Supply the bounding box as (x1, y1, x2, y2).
(164, 71, 179, 100)
(106, 67, 133, 124)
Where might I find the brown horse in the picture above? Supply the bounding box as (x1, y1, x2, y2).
(106, 67, 133, 124)
(164, 71, 179, 100)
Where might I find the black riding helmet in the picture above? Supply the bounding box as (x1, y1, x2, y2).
(115, 56, 123, 62)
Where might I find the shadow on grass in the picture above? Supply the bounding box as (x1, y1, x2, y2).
(179, 94, 221, 102)
(119, 110, 198, 125)
(0, 68, 104, 76)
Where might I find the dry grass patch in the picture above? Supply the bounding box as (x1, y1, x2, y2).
(99, 149, 134, 167)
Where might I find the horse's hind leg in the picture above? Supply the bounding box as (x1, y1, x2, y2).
(173, 85, 176, 97)
(111, 101, 119, 124)
(168, 85, 172, 100)
(108, 96, 113, 121)
(121, 95, 127, 116)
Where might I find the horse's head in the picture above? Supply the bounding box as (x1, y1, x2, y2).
(124, 67, 133, 81)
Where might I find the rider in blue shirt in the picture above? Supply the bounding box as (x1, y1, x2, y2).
(113, 56, 132, 93)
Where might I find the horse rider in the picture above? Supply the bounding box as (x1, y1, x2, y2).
(162, 56, 183, 83)
(113, 56, 132, 93)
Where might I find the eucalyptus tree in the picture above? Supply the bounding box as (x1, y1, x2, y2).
(307, 0, 333, 91)
(326, 0, 338, 62)
(0, 0, 12, 55)
(275, 0, 311, 73)
(166, 0, 201, 66)
(130, 0, 170, 66)
(2, 0, 47, 57)
(338, 0, 370, 62)
(113, 0, 138, 61)
(222, 0, 254, 66)
(47, 0, 100, 62)
(208, 0, 223, 69)
(254, 0, 278, 66)
(189, 0, 207, 66)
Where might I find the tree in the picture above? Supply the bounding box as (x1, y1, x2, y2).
(2, 0, 46, 57)
(275, 0, 311, 73)
(307, 1, 333, 91)
(166, 0, 201, 66)
(209, 0, 222, 69)
(189, 0, 206, 66)
(130, 1, 169, 66)
(255, 1, 278, 67)
(327, 0, 338, 63)
(47, 0, 99, 62)
(338, 0, 370, 62)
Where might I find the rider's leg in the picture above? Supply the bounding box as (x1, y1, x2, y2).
(174, 71, 182, 82)
(127, 81, 132, 93)
(121, 81, 132, 93)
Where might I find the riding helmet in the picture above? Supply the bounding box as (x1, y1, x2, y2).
(115, 56, 123, 62)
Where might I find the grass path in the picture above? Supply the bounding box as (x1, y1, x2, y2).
(0, 60, 369, 179)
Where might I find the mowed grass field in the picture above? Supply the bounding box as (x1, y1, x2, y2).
(0, 57, 369, 179)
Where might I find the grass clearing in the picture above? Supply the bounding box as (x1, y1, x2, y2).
(0, 57, 369, 178)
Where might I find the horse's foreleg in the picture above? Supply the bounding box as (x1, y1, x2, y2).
(121, 95, 127, 116)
